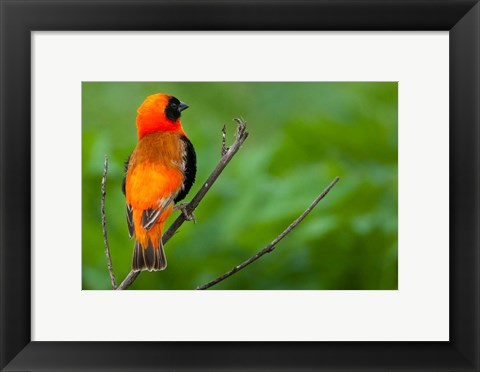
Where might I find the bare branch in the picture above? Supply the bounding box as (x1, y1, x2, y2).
(116, 270, 139, 290)
(101, 155, 117, 289)
(160, 117, 249, 243)
(196, 176, 340, 290)
(104, 118, 337, 291)
(115, 118, 249, 290)
(221, 124, 228, 156)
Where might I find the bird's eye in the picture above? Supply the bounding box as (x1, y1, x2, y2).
(170, 103, 178, 110)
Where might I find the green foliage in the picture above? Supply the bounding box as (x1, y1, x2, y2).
(82, 82, 397, 290)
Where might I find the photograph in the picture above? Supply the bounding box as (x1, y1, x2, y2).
(82, 82, 398, 290)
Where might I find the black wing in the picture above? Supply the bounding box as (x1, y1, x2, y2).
(123, 153, 134, 238)
(174, 136, 197, 203)
(126, 205, 134, 238)
(122, 153, 131, 196)
(141, 194, 175, 231)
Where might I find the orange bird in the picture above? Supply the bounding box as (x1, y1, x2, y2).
(122, 94, 196, 271)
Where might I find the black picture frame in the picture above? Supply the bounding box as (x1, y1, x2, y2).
(1, 0, 479, 371)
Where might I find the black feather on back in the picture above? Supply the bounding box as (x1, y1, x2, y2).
(123, 153, 134, 237)
(126, 205, 134, 238)
(142, 208, 161, 231)
(175, 136, 196, 203)
(122, 153, 131, 196)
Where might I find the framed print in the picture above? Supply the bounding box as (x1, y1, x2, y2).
(1, 0, 479, 371)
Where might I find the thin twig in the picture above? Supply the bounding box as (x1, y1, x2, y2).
(221, 124, 228, 156)
(101, 155, 117, 289)
(196, 176, 340, 290)
(115, 118, 249, 290)
(161, 117, 249, 242)
(116, 270, 139, 290)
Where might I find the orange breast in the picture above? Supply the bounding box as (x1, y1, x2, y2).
(126, 131, 185, 210)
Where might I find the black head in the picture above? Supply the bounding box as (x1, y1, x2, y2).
(165, 96, 189, 122)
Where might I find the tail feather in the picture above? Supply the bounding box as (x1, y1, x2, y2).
(132, 239, 167, 272)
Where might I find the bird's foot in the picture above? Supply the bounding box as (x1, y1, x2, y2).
(174, 203, 196, 224)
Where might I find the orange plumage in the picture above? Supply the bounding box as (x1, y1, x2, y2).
(123, 94, 196, 271)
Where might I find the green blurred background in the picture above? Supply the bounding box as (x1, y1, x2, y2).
(82, 82, 397, 290)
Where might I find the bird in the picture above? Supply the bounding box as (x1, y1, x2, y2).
(122, 93, 196, 271)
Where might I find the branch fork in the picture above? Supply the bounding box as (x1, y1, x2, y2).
(100, 118, 339, 290)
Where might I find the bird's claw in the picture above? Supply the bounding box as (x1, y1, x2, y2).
(174, 203, 196, 224)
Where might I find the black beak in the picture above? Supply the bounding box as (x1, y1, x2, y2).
(178, 102, 189, 112)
